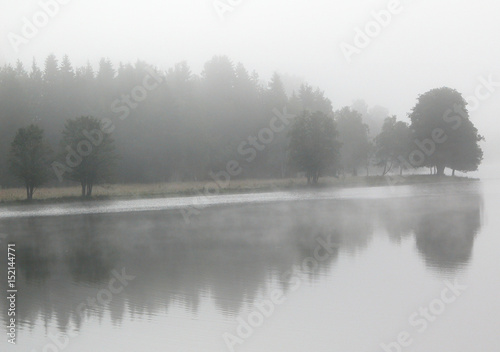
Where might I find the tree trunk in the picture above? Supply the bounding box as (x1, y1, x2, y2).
(312, 171, 319, 184)
(281, 147, 286, 179)
(86, 183, 93, 197)
(81, 181, 86, 197)
(382, 160, 394, 176)
(452, 169, 456, 176)
(25, 183, 34, 200)
(399, 165, 403, 176)
(436, 164, 445, 176)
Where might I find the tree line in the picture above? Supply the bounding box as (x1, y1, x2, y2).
(288, 87, 483, 183)
(1, 55, 483, 198)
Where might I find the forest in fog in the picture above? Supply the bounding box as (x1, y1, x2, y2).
(0, 54, 483, 191)
(0, 55, 381, 186)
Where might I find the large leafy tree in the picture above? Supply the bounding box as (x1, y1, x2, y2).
(447, 118, 484, 175)
(288, 111, 340, 184)
(409, 87, 483, 175)
(9, 125, 51, 200)
(60, 116, 116, 197)
(375, 116, 412, 175)
(335, 107, 370, 176)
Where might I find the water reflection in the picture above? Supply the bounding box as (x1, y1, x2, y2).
(0, 189, 483, 334)
(414, 199, 482, 271)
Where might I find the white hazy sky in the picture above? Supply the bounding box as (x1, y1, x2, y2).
(1, 0, 499, 171)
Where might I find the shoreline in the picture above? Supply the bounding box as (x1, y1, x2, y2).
(0, 175, 479, 206)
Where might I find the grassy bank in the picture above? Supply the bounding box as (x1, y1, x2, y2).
(0, 175, 478, 205)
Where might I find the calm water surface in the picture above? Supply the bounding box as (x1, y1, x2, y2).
(1, 181, 499, 352)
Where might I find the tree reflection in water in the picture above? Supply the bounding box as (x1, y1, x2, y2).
(0, 190, 483, 332)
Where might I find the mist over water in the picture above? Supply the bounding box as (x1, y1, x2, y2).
(1, 181, 498, 351)
(1, 1, 500, 350)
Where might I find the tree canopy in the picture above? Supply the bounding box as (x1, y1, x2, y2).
(335, 107, 370, 176)
(0, 56, 485, 191)
(374, 116, 412, 175)
(57, 116, 116, 197)
(0, 55, 336, 186)
(288, 111, 340, 184)
(9, 125, 51, 200)
(408, 87, 483, 175)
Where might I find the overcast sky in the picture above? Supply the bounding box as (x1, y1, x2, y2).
(1, 0, 499, 172)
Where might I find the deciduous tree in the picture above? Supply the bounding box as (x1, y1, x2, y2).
(288, 111, 340, 184)
(60, 116, 116, 197)
(9, 125, 51, 200)
(409, 87, 483, 175)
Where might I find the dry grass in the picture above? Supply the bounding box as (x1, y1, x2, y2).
(0, 178, 303, 203)
(0, 175, 476, 204)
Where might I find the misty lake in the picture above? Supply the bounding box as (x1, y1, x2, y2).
(1, 180, 499, 352)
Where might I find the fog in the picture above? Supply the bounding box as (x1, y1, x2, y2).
(1, 0, 499, 172)
(2, 182, 495, 351)
(1, 2, 500, 351)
